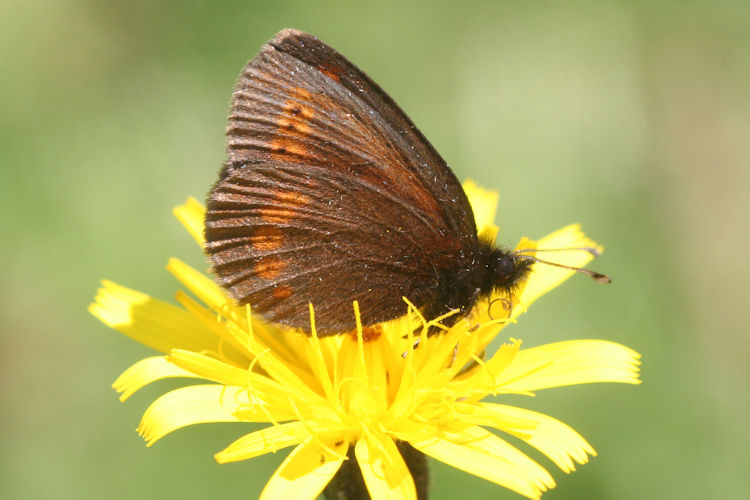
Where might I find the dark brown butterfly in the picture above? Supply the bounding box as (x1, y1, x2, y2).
(204, 29, 606, 336)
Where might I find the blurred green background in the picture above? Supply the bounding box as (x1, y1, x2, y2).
(2, 1, 748, 498)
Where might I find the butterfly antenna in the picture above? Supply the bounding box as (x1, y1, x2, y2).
(514, 246, 602, 257)
(513, 253, 612, 284)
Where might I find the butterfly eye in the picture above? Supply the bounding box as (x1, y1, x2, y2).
(494, 256, 515, 282)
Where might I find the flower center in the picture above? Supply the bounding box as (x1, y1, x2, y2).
(344, 380, 387, 425)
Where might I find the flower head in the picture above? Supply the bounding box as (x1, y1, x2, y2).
(89, 181, 640, 499)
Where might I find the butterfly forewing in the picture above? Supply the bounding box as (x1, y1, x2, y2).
(205, 29, 478, 334)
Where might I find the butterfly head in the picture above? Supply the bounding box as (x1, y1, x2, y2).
(489, 249, 534, 294)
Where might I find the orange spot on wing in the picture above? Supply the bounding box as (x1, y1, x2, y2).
(277, 117, 311, 135)
(251, 226, 283, 251)
(273, 285, 293, 299)
(267, 87, 316, 163)
(318, 63, 342, 82)
(284, 100, 314, 120)
(260, 207, 296, 223)
(269, 137, 307, 158)
(349, 326, 383, 342)
(282, 88, 314, 121)
(253, 256, 286, 280)
(261, 190, 310, 223)
(277, 190, 310, 205)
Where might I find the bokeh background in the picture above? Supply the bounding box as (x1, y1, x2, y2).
(2, 1, 748, 498)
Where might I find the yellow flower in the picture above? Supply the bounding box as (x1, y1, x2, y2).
(89, 181, 640, 500)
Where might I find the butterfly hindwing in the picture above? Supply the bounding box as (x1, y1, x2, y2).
(207, 163, 441, 332)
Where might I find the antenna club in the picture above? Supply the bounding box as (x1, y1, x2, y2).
(593, 273, 612, 284)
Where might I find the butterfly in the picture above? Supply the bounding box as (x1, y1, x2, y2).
(204, 29, 607, 336)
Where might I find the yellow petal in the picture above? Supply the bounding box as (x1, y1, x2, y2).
(166, 349, 251, 386)
(167, 265, 310, 387)
(89, 280, 218, 354)
(355, 435, 417, 500)
(215, 421, 315, 464)
(497, 340, 641, 392)
(411, 425, 554, 499)
(167, 350, 312, 423)
(453, 401, 537, 438)
(113, 356, 199, 401)
(449, 339, 522, 396)
(260, 437, 348, 500)
(166, 258, 234, 314)
(514, 224, 602, 312)
(302, 316, 337, 406)
(172, 290, 250, 360)
(172, 197, 206, 246)
(463, 179, 499, 239)
(469, 403, 596, 472)
(139, 385, 247, 445)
